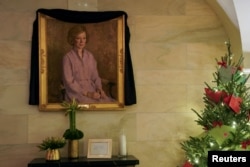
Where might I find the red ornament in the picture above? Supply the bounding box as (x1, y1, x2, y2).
(223, 95, 231, 104)
(205, 88, 227, 103)
(241, 141, 247, 149)
(182, 161, 193, 167)
(212, 121, 223, 127)
(223, 95, 242, 113)
(229, 96, 242, 113)
(241, 139, 250, 149)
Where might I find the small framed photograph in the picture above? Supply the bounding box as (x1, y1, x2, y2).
(87, 139, 112, 158)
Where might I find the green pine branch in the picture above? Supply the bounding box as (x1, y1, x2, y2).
(180, 41, 250, 167)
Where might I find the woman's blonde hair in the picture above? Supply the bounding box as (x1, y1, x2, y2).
(67, 25, 88, 46)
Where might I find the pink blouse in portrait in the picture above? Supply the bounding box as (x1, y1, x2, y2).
(62, 49, 113, 103)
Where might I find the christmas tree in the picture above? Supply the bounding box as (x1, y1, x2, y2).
(180, 41, 250, 167)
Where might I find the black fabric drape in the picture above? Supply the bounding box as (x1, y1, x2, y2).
(29, 8, 136, 105)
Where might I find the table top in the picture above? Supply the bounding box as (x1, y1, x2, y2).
(28, 155, 139, 167)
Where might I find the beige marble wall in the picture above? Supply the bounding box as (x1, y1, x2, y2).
(0, 0, 232, 167)
(205, 0, 242, 62)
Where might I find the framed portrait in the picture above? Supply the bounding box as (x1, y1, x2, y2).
(87, 139, 112, 158)
(38, 12, 125, 111)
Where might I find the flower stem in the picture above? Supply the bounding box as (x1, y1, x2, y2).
(69, 110, 76, 131)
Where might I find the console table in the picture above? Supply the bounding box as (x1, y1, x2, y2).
(28, 155, 139, 167)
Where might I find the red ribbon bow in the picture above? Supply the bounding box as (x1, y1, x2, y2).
(205, 88, 227, 103)
(218, 61, 227, 68)
(205, 88, 242, 113)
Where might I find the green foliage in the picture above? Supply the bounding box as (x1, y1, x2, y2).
(221, 124, 250, 149)
(37, 137, 66, 151)
(180, 41, 250, 167)
(63, 129, 84, 140)
(181, 135, 218, 167)
(192, 42, 250, 130)
(61, 98, 84, 140)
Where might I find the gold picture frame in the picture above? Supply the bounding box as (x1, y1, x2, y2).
(38, 13, 125, 111)
(87, 139, 112, 158)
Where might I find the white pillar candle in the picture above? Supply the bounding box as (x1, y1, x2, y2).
(119, 132, 127, 156)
